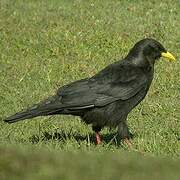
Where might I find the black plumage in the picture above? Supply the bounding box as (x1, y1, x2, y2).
(4, 38, 175, 143)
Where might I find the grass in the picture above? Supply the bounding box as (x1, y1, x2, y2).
(0, 0, 180, 178)
(1, 145, 180, 180)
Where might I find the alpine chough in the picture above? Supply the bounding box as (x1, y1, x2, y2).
(4, 38, 176, 146)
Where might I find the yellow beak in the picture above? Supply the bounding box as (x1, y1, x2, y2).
(161, 51, 176, 62)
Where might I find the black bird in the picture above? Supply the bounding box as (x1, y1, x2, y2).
(4, 38, 175, 146)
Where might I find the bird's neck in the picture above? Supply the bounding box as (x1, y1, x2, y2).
(125, 54, 154, 72)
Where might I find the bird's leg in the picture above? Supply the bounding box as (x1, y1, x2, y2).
(123, 131, 134, 148)
(92, 126, 102, 145)
(95, 132, 101, 145)
(123, 138, 133, 149)
(118, 124, 145, 154)
(118, 121, 133, 148)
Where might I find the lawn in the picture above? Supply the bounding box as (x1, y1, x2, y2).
(0, 0, 179, 179)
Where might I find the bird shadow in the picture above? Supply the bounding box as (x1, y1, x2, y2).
(28, 128, 180, 146)
(29, 130, 123, 146)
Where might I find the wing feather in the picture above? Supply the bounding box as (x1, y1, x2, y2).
(56, 63, 148, 109)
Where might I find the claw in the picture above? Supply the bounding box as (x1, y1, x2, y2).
(123, 138, 133, 148)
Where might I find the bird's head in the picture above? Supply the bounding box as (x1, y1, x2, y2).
(127, 38, 176, 67)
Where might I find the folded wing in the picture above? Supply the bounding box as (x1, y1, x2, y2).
(57, 63, 148, 109)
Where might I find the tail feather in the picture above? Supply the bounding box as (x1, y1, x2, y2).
(4, 109, 41, 123)
(4, 106, 63, 123)
(4, 95, 63, 123)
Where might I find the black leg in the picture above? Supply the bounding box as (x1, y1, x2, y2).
(118, 122, 133, 148)
(92, 126, 102, 133)
(118, 122, 132, 139)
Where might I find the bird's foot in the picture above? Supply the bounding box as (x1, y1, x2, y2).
(123, 138, 133, 149)
(95, 132, 101, 145)
(123, 138, 145, 155)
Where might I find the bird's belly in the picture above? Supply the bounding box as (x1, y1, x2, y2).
(81, 100, 128, 128)
(81, 88, 148, 128)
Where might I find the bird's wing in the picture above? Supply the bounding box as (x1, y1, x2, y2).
(57, 63, 148, 109)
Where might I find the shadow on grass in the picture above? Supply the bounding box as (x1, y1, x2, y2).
(29, 130, 124, 146)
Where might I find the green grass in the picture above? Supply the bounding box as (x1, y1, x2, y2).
(0, 0, 180, 178)
(0, 145, 180, 180)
